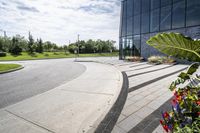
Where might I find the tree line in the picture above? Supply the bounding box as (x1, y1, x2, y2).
(0, 32, 117, 55)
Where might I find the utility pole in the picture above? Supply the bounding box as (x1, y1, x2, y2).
(77, 34, 80, 57)
(4, 31, 6, 38)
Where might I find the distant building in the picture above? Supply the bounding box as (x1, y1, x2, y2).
(119, 0, 200, 59)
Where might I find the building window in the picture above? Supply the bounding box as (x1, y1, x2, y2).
(160, 5, 172, 31)
(150, 8, 160, 32)
(141, 12, 150, 33)
(127, 0, 133, 17)
(186, 0, 200, 27)
(127, 17, 133, 35)
(133, 35, 141, 56)
(161, 0, 172, 7)
(173, 0, 184, 3)
(142, 0, 150, 13)
(151, 0, 160, 10)
(134, 0, 141, 15)
(133, 15, 141, 35)
(172, 1, 185, 29)
(121, 1, 127, 37)
(126, 37, 134, 56)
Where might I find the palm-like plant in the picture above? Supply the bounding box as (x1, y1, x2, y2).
(146, 33, 200, 62)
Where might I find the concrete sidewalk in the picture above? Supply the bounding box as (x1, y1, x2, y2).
(0, 62, 123, 133)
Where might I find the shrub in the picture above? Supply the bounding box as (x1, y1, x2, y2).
(125, 56, 144, 62)
(160, 63, 200, 132)
(148, 56, 175, 64)
(0, 51, 6, 57)
(148, 56, 163, 64)
(44, 53, 49, 56)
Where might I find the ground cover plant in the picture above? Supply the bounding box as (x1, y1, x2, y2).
(0, 52, 118, 61)
(160, 63, 200, 132)
(0, 64, 22, 72)
(125, 56, 144, 62)
(147, 33, 200, 132)
(148, 56, 176, 65)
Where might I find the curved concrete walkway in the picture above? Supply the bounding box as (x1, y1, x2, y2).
(0, 62, 123, 133)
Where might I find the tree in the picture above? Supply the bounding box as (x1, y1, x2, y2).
(0, 38, 3, 51)
(35, 38, 43, 53)
(63, 45, 68, 55)
(9, 37, 22, 55)
(27, 32, 34, 54)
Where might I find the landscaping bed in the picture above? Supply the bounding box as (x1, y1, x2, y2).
(0, 64, 23, 74)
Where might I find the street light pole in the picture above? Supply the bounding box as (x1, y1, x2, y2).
(77, 34, 80, 57)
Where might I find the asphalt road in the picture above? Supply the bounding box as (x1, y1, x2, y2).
(0, 59, 86, 109)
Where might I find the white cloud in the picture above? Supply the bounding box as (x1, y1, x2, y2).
(0, 0, 120, 47)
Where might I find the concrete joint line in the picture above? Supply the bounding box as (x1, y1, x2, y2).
(5, 110, 56, 133)
(128, 67, 188, 93)
(60, 89, 114, 96)
(128, 65, 175, 78)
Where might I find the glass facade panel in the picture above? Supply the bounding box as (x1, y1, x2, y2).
(121, 1, 127, 36)
(133, 15, 141, 35)
(126, 37, 134, 56)
(151, 0, 160, 9)
(127, 0, 133, 17)
(160, 5, 171, 30)
(142, 0, 150, 13)
(150, 9, 159, 32)
(186, 0, 200, 26)
(173, 0, 184, 3)
(172, 1, 185, 29)
(127, 17, 133, 35)
(134, 0, 141, 15)
(141, 12, 150, 33)
(119, 0, 200, 59)
(161, 0, 172, 7)
(133, 35, 141, 56)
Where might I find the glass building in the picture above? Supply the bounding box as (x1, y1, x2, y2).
(119, 0, 200, 59)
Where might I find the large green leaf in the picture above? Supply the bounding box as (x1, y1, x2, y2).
(146, 33, 200, 62)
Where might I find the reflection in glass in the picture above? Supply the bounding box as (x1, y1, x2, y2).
(134, 15, 141, 35)
(127, 0, 133, 17)
(121, 1, 127, 36)
(151, 0, 160, 9)
(126, 37, 134, 56)
(134, 0, 141, 15)
(172, 1, 185, 29)
(161, 0, 172, 7)
(141, 12, 150, 33)
(150, 9, 159, 32)
(160, 5, 171, 30)
(142, 0, 150, 13)
(186, 0, 200, 26)
(127, 17, 133, 35)
(133, 35, 141, 56)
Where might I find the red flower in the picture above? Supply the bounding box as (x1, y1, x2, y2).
(196, 100, 200, 105)
(171, 99, 177, 106)
(160, 120, 164, 125)
(164, 112, 169, 118)
(176, 95, 182, 101)
(163, 125, 169, 132)
(197, 112, 200, 116)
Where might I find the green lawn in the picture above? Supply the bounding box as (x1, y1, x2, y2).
(0, 64, 22, 73)
(0, 52, 118, 61)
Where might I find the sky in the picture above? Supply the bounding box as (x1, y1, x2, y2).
(0, 0, 121, 46)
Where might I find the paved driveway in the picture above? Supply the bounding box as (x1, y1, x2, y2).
(0, 59, 86, 109)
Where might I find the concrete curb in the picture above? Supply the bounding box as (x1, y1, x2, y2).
(94, 72, 129, 133)
(0, 65, 24, 74)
